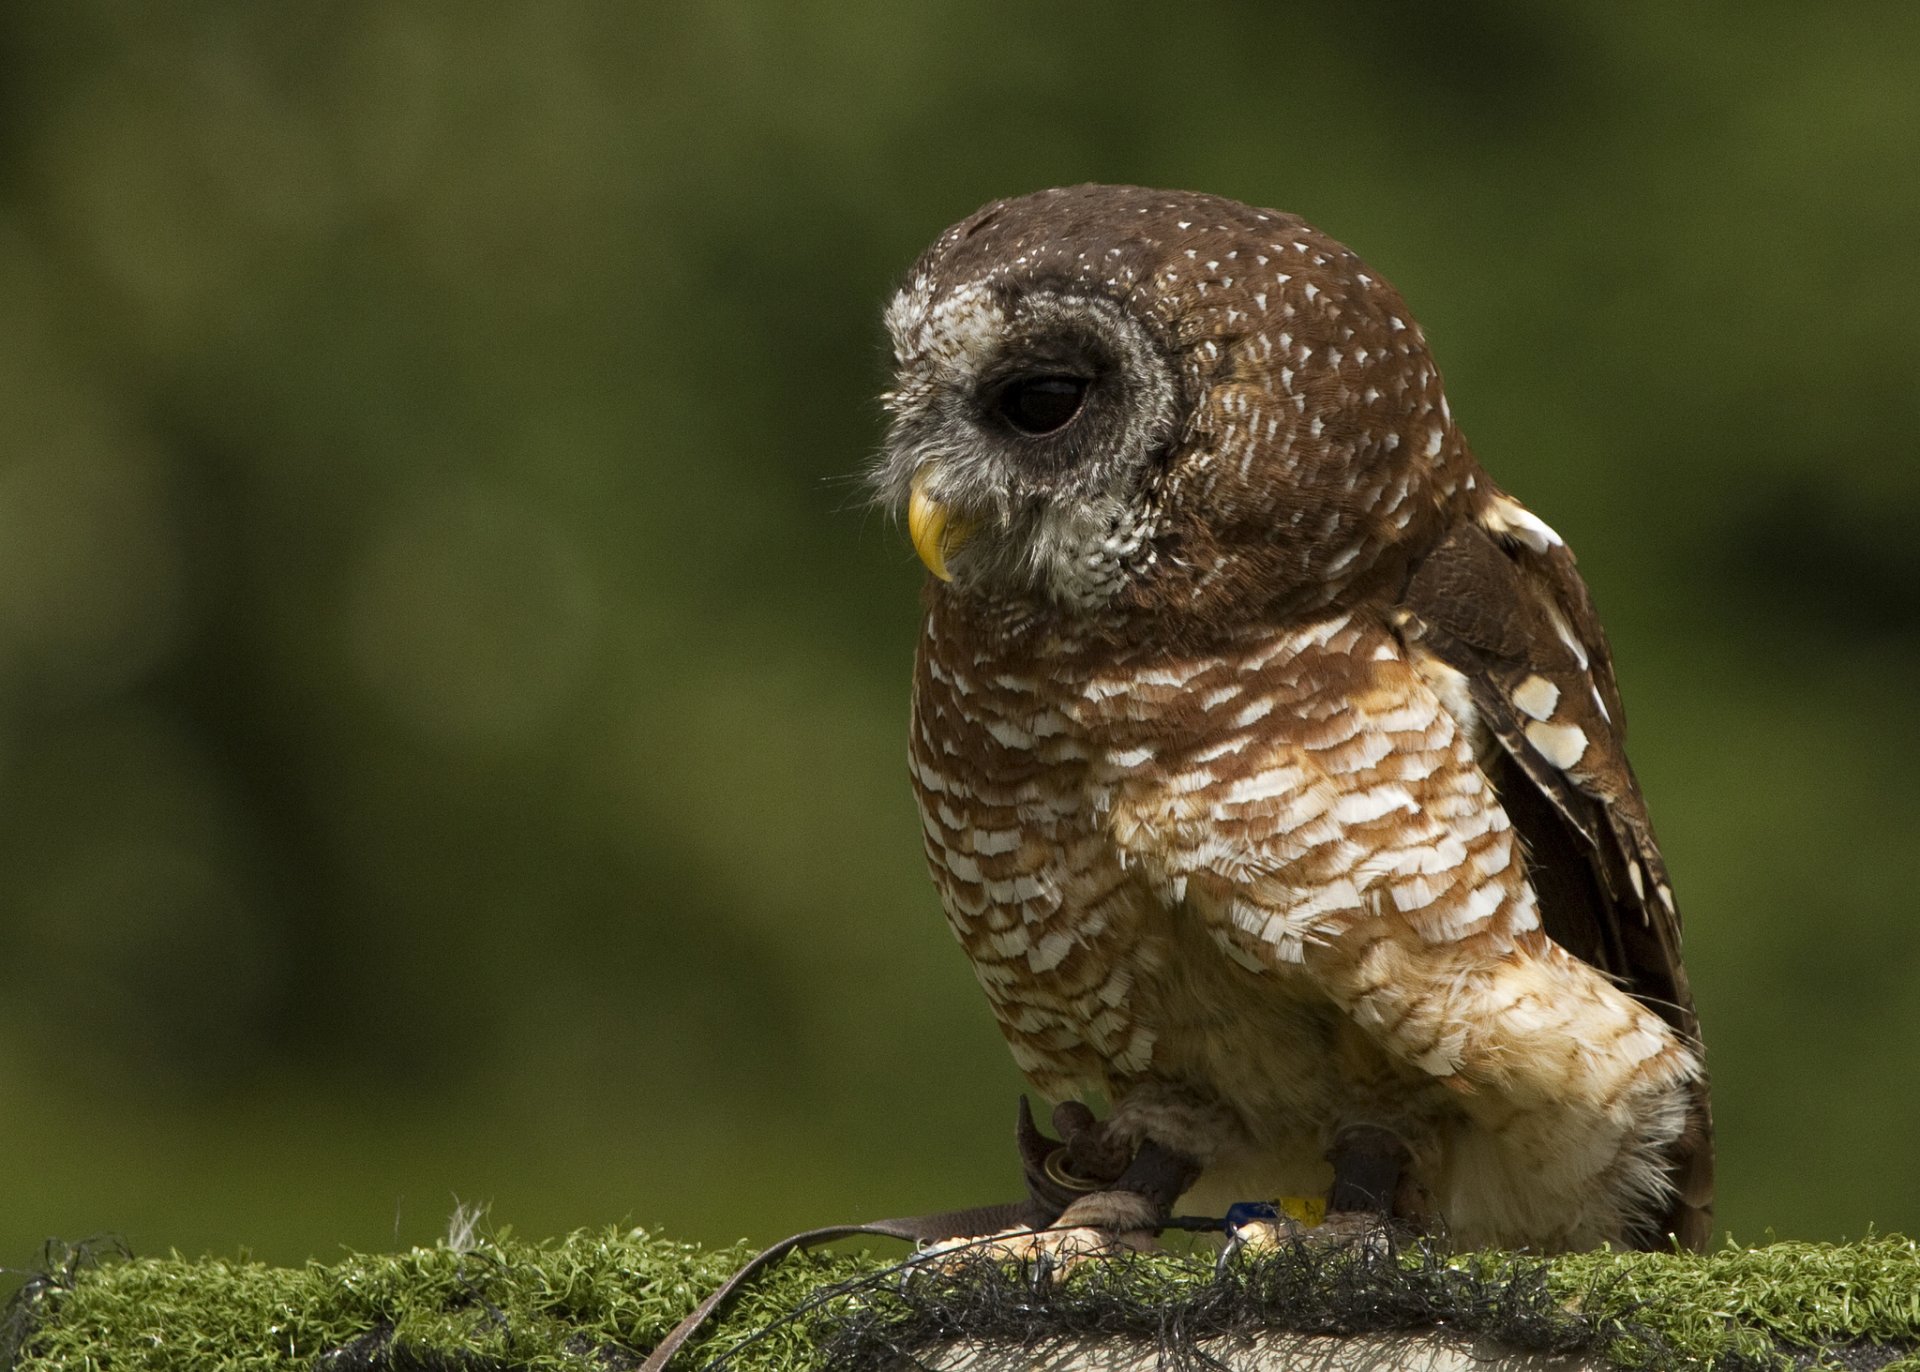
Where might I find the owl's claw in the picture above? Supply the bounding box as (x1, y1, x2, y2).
(913, 1185, 1164, 1278)
(1222, 1206, 1403, 1263)
(913, 1220, 1153, 1279)
(1219, 1214, 1304, 1271)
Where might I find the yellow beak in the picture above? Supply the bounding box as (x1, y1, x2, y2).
(907, 472, 974, 582)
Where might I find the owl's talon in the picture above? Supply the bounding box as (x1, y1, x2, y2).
(1222, 1214, 1310, 1258)
(1219, 1192, 1407, 1262)
(1317, 1208, 1406, 1254)
(912, 1184, 1163, 1276)
(913, 1221, 1150, 1279)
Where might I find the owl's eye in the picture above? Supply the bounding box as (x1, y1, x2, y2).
(994, 374, 1090, 436)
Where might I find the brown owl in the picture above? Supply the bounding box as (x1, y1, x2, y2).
(872, 185, 1711, 1253)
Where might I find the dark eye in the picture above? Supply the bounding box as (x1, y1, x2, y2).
(995, 374, 1090, 436)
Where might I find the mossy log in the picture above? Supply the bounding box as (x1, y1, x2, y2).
(5, 1227, 1918, 1371)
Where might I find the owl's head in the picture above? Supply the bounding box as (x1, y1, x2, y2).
(873, 185, 1478, 635)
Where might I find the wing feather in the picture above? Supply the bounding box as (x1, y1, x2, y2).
(1395, 491, 1714, 1250)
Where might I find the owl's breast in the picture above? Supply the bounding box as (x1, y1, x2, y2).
(910, 602, 1534, 1120)
(909, 620, 1154, 1095)
(907, 607, 1389, 1101)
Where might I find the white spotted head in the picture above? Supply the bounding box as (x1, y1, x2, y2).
(872, 185, 1478, 634)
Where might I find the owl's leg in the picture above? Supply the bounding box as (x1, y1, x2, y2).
(1289, 1124, 1421, 1251)
(915, 1108, 1199, 1274)
(977, 1136, 1197, 1269)
(1052, 1134, 1199, 1231)
(1327, 1122, 1408, 1215)
(1223, 1127, 1414, 1255)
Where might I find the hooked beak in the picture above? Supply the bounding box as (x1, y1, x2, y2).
(907, 471, 974, 582)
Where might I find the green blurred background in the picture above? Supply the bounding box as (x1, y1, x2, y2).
(0, 2, 1915, 1274)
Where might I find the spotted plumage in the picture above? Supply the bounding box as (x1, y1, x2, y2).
(874, 185, 1711, 1252)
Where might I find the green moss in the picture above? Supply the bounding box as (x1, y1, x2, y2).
(6, 1229, 1918, 1372)
(3, 1229, 866, 1372)
(1550, 1238, 1920, 1370)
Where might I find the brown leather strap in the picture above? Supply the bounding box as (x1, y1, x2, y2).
(636, 1203, 1046, 1372)
(637, 1099, 1204, 1371)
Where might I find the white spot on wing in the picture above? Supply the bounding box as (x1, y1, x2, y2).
(1524, 720, 1589, 769)
(1483, 494, 1566, 553)
(1512, 675, 1561, 722)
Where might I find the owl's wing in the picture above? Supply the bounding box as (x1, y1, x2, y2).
(1393, 489, 1713, 1249)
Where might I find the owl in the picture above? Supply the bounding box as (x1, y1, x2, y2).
(871, 185, 1712, 1253)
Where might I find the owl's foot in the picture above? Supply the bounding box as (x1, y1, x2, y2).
(1224, 1124, 1419, 1260)
(1224, 1206, 1406, 1261)
(910, 1098, 1203, 1278)
(915, 1220, 1151, 1275)
(914, 1188, 1161, 1277)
